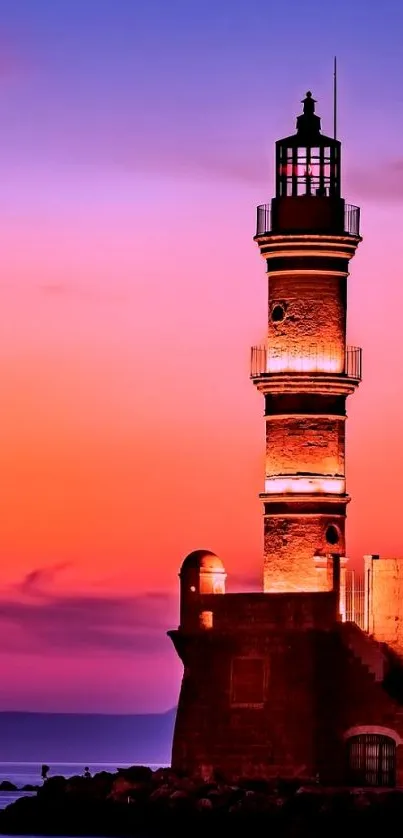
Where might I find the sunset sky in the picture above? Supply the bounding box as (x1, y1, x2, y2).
(0, 0, 403, 713)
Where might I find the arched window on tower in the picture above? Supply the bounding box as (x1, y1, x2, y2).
(346, 733, 396, 787)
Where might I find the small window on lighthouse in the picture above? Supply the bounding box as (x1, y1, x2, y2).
(200, 610, 213, 630)
(326, 525, 339, 545)
(271, 304, 285, 323)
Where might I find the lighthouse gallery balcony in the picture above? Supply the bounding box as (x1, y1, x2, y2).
(256, 202, 360, 237)
(250, 345, 362, 381)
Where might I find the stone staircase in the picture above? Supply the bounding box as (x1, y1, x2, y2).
(337, 621, 387, 682)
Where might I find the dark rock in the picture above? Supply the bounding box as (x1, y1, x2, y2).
(37, 775, 67, 798)
(237, 777, 272, 794)
(196, 797, 212, 810)
(117, 765, 152, 783)
(2, 768, 403, 836)
(0, 781, 17, 791)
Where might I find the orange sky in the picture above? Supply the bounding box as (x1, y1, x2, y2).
(0, 186, 402, 713)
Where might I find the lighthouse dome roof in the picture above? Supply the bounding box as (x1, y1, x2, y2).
(180, 549, 225, 574)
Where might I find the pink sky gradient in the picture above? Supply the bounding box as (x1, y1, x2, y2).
(0, 0, 403, 712)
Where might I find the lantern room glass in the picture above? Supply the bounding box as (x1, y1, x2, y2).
(276, 142, 340, 198)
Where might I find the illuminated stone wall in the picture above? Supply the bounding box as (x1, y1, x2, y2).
(265, 416, 345, 476)
(169, 589, 403, 783)
(366, 556, 403, 654)
(262, 269, 348, 593)
(200, 589, 338, 632)
(267, 275, 346, 372)
(170, 589, 338, 780)
(263, 514, 345, 592)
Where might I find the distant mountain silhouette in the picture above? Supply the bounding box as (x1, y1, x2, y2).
(0, 710, 176, 764)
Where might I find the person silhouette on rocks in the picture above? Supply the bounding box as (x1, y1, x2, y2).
(41, 764, 50, 782)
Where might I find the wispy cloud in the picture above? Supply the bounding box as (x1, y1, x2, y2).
(37, 283, 70, 296)
(35, 282, 129, 304)
(0, 33, 26, 80)
(45, 112, 403, 201)
(102, 138, 403, 201)
(127, 145, 266, 186)
(347, 159, 403, 201)
(0, 562, 263, 659)
(0, 565, 176, 657)
(17, 562, 71, 596)
(228, 571, 261, 591)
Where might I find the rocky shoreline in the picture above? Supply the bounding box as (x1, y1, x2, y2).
(1, 766, 403, 835)
(0, 781, 39, 792)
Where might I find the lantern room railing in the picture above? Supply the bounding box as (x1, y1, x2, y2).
(344, 204, 360, 237)
(256, 204, 272, 237)
(255, 203, 360, 237)
(250, 345, 362, 381)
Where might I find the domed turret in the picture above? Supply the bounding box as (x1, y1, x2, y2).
(179, 549, 226, 630)
(181, 549, 224, 574)
(180, 549, 226, 593)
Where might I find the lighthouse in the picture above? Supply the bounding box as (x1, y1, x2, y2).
(251, 90, 361, 593)
(168, 91, 403, 786)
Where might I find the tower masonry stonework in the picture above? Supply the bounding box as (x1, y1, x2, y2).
(169, 91, 403, 786)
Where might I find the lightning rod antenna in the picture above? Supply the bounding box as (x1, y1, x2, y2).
(333, 56, 337, 139)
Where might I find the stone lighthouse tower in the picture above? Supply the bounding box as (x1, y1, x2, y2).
(169, 91, 403, 785)
(251, 91, 361, 594)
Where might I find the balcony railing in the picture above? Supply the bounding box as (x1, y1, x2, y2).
(250, 345, 362, 380)
(256, 204, 272, 237)
(255, 202, 360, 237)
(344, 204, 360, 236)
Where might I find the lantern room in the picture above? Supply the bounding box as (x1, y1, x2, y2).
(257, 91, 360, 237)
(276, 91, 340, 199)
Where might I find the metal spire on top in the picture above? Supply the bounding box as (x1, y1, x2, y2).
(333, 56, 338, 140)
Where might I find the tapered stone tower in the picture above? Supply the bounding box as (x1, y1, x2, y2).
(251, 91, 361, 593)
